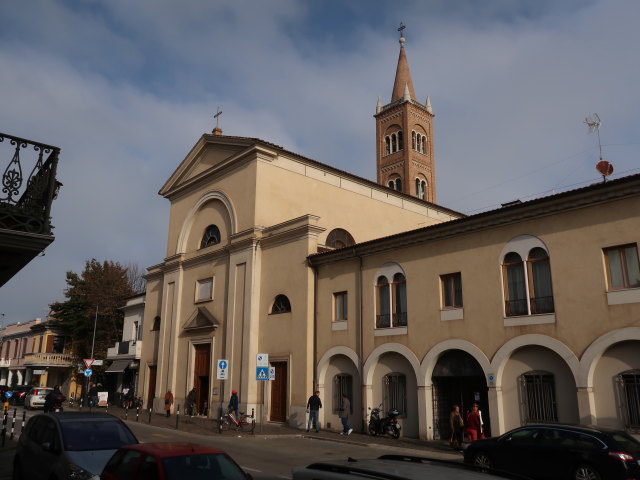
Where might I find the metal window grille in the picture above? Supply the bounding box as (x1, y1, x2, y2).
(618, 370, 640, 428)
(519, 372, 558, 423)
(383, 373, 406, 417)
(333, 374, 352, 414)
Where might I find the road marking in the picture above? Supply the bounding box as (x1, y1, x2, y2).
(151, 433, 172, 438)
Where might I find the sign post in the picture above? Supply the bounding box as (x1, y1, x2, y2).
(256, 354, 269, 432)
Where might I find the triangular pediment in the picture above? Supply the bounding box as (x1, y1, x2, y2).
(159, 135, 257, 198)
(183, 306, 219, 331)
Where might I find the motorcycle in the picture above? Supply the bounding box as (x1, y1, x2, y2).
(368, 404, 401, 439)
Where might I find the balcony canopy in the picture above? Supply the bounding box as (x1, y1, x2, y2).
(105, 359, 130, 373)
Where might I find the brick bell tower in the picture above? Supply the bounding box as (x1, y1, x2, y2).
(375, 24, 435, 203)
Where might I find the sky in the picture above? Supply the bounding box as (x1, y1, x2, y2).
(1, 0, 638, 323)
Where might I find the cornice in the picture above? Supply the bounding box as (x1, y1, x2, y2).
(308, 174, 640, 266)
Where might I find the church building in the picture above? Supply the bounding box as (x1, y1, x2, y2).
(137, 29, 640, 439)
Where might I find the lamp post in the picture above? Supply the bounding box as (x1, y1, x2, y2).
(84, 307, 98, 409)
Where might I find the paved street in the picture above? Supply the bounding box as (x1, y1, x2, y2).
(0, 405, 461, 479)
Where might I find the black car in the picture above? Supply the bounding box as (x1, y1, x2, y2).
(464, 423, 640, 480)
(9, 385, 32, 405)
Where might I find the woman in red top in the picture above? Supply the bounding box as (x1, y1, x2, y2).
(465, 403, 482, 441)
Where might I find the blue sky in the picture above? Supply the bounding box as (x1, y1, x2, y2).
(1, 0, 638, 322)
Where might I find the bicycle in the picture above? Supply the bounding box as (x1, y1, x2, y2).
(217, 409, 255, 434)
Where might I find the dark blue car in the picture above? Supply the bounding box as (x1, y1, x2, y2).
(464, 424, 640, 480)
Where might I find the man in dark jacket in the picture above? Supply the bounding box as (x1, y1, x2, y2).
(306, 390, 322, 432)
(44, 386, 65, 413)
(228, 389, 239, 419)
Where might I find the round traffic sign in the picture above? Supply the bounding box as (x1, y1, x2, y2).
(84, 368, 93, 377)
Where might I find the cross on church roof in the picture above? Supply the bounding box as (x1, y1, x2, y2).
(214, 106, 223, 128)
(398, 22, 406, 38)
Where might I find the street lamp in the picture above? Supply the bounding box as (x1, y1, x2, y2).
(83, 307, 98, 409)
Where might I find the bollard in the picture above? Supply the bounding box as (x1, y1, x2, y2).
(148, 407, 152, 424)
(125, 404, 128, 421)
(20, 411, 26, 436)
(1, 409, 7, 447)
(175, 404, 180, 429)
(136, 405, 140, 422)
(105, 402, 109, 415)
(10, 408, 16, 440)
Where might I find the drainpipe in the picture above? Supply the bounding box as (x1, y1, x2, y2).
(307, 258, 318, 391)
(354, 248, 365, 430)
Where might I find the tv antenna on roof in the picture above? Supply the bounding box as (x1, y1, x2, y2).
(584, 113, 613, 181)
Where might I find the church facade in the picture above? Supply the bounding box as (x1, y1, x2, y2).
(136, 31, 640, 439)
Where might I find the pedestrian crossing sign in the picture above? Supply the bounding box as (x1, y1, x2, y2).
(256, 366, 269, 381)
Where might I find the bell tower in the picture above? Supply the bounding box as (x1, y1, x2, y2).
(375, 24, 436, 203)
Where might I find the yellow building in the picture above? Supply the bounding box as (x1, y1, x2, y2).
(138, 31, 640, 438)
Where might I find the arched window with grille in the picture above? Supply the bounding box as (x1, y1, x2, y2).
(376, 276, 391, 328)
(385, 136, 391, 155)
(502, 237, 555, 317)
(333, 373, 353, 414)
(528, 247, 554, 314)
(271, 294, 291, 314)
(411, 131, 416, 150)
(397, 130, 403, 150)
(391, 133, 397, 153)
(415, 178, 426, 200)
(392, 273, 407, 326)
(519, 371, 558, 423)
(383, 373, 407, 417)
(503, 252, 527, 316)
(200, 224, 221, 249)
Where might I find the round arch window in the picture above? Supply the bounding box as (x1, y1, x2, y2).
(200, 225, 221, 248)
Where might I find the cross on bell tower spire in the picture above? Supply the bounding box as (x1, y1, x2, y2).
(212, 106, 223, 135)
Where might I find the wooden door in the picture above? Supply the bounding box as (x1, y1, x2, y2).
(270, 362, 287, 422)
(147, 365, 157, 410)
(193, 344, 211, 414)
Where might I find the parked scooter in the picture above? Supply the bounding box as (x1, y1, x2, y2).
(368, 404, 401, 439)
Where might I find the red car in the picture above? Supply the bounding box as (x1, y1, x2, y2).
(100, 442, 252, 480)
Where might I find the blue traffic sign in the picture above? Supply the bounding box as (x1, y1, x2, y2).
(256, 367, 269, 381)
(84, 368, 93, 377)
(5, 391, 13, 398)
(218, 360, 227, 370)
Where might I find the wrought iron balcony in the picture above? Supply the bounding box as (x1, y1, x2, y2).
(1, 132, 61, 235)
(23, 352, 73, 367)
(0, 132, 61, 287)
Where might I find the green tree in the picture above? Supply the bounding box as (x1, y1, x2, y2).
(50, 259, 136, 362)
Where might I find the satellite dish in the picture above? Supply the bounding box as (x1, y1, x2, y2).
(596, 160, 613, 177)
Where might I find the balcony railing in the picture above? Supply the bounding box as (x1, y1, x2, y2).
(0, 132, 61, 235)
(530, 296, 555, 314)
(505, 298, 528, 317)
(23, 352, 73, 367)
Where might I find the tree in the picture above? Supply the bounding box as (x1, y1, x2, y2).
(50, 259, 135, 362)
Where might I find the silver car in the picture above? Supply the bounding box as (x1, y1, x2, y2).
(13, 412, 138, 480)
(292, 454, 530, 480)
(24, 387, 52, 409)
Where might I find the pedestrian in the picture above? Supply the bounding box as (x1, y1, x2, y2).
(449, 404, 464, 450)
(338, 393, 353, 435)
(88, 383, 98, 408)
(306, 390, 322, 432)
(164, 389, 174, 417)
(187, 388, 196, 417)
(228, 389, 239, 419)
(465, 402, 483, 442)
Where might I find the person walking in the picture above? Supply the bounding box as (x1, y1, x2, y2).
(164, 389, 174, 418)
(465, 402, 483, 442)
(88, 383, 98, 408)
(306, 390, 322, 432)
(44, 385, 65, 413)
(449, 404, 464, 450)
(338, 393, 353, 435)
(186, 388, 197, 417)
(228, 389, 239, 419)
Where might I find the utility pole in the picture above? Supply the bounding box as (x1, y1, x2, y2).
(84, 307, 98, 408)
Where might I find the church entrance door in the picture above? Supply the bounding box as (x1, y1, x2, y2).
(193, 343, 211, 415)
(270, 362, 287, 422)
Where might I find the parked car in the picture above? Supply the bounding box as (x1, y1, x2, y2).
(9, 385, 33, 406)
(463, 423, 640, 480)
(13, 412, 138, 480)
(292, 454, 531, 480)
(24, 386, 53, 410)
(100, 442, 251, 480)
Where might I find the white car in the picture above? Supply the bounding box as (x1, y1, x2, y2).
(24, 387, 52, 409)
